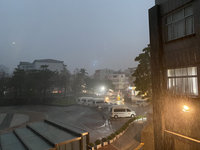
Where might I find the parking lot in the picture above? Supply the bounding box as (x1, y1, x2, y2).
(0, 103, 151, 142)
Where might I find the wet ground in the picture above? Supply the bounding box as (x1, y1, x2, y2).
(0, 104, 152, 143)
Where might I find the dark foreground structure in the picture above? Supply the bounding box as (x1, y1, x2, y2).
(0, 119, 89, 150)
(149, 0, 200, 150)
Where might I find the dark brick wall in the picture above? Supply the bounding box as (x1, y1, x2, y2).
(161, 0, 200, 69)
(149, 0, 200, 149)
(157, 0, 193, 15)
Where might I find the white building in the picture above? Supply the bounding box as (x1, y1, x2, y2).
(108, 72, 129, 91)
(18, 59, 65, 73)
(94, 69, 114, 80)
(18, 62, 34, 71)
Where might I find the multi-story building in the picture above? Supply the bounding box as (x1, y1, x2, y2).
(108, 72, 129, 92)
(149, 0, 200, 149)
(18, 62, 34, 71)
(18, 59, 66, 73)
(93, 69, 114, 80)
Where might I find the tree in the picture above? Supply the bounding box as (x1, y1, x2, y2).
(133, 45, 152, 99)
(71, 68, 88, 95)
(55, 67, 71, 97)
(10, 68, 56, 98)
(11, 69, 26, 97)
(0, 72, 10, 97)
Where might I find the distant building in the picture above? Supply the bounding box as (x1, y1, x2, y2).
(18, 62, 34, 71)
(18, 59, 65, 73)
(124, 67, 136, 83)
(108, 72, 129, 91)
(94, 69, 114, 80)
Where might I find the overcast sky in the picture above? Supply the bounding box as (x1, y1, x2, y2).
(0, 0, 154, 74)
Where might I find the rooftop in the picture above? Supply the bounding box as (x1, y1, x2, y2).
(33, 59, 64, 64)
(0, 119, 88, 150)
(19, 62, 33, 65)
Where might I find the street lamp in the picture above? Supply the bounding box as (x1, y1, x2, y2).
(182, 105, 190, 112)
(100, 86, 105, 92)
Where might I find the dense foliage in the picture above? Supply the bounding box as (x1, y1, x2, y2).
(0, 67, 114, 100)
(132, 45, 152, 99)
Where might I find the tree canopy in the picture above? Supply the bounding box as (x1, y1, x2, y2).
(133, 45, 152, 99)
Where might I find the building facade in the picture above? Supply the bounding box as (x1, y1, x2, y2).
(108, 73, 129, 91)
(149, 0, 200, 149)
(93, 69, 114, 80)
(18, 59, 65, 73)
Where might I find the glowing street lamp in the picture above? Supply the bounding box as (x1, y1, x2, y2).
(182, 105, 190, 112)
(100, 86, 105, 92)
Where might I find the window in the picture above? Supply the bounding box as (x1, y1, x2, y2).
(114, 109, 125, 112)
(167, 67, 198, 96)
(127, 109, 131, 112)
(166, 5, 194, 41)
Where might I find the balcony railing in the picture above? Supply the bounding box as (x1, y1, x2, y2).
(134, 143, 144, 150)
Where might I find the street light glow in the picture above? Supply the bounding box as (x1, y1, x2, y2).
(182, 105, 190, 112)
(100, 86, 105, 92)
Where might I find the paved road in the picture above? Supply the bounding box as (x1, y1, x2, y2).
(0, 104, 152, 142)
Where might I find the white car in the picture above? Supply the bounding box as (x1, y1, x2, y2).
(110, 106, 136, 119)
(77, 97, 93, 105)
(93, 98, 106, 108)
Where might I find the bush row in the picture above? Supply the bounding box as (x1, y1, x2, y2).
(88, 117, 137, 148)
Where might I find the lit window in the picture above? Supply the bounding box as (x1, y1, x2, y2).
(166, 5, 194, 41)
(167, 67, 198, 96)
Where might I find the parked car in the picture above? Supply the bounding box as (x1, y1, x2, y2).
(77, 97, 93, 105)
(136, 99, 149, 107)
(93, 98, 106, 108)
(110, 106, 136, 119)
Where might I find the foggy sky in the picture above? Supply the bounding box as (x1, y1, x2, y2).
(0, 0, 154, 74)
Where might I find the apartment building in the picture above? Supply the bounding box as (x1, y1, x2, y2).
(149, 0, 200, 149)
(108, 73, 129, 91)
(18, 59, 65, 73)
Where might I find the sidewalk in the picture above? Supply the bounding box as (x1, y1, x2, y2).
(99, 121, 144, 150)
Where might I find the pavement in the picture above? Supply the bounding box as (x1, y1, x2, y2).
(99, 120, 145, 150)
(0, 105, 113, 140)
(0, 104, 151, 147)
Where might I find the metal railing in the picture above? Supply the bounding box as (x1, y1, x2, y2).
(164, 130, 200, 144)
(134, 143, 144, 150)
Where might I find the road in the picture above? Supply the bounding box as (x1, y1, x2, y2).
(0, 104, 152, 143)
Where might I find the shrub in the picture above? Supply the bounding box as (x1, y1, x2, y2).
(119, 127, 123, 132)
(88, 143, 94, 147)
(111, 133, 115, 139)
(107, 136, 112, 140)
(95, 139, 101, 145)
(128, 118, 134, 124)
(115, 130, 120, 135)
(130, 118, 135, 122)
(102, 137, 107, 142)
